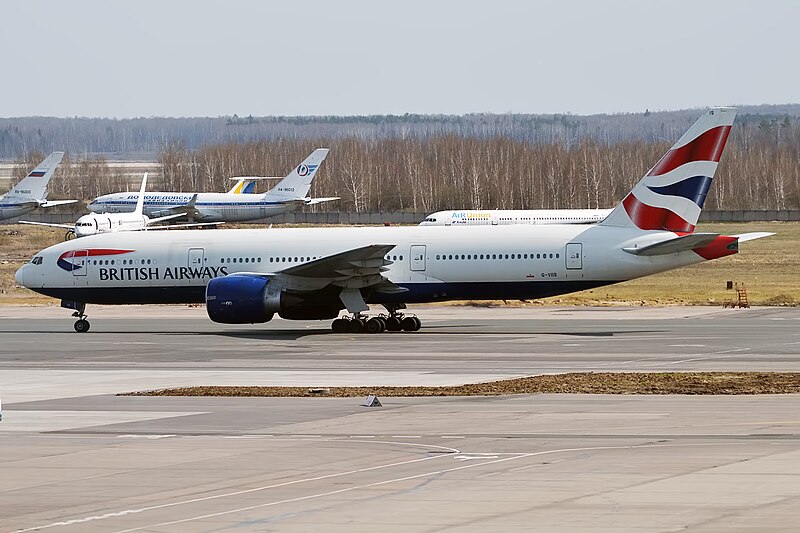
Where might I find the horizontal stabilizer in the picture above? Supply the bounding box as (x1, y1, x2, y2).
(40, 200, 78, 208)
(734, 232, 775, 243)
(623, 233, 719, 256)
(229, 176, 283, 180)
(304, 197, 341, 206)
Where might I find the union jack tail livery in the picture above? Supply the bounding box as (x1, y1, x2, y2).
(601, 107, 735, 233)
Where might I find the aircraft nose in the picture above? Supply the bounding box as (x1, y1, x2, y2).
(15, 264, 26, 286)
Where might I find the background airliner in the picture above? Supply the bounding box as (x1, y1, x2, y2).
(87, 149, 337, 223)
(420, 208, 612, 226)
(17, 108, 772, 334)
(0, 152, 75, 222)
(21, 173, 214, 237)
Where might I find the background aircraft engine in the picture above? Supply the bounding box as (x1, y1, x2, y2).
(205, 274, 276, 324)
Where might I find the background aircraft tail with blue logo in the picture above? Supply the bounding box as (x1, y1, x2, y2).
(264, 148, 335, 203)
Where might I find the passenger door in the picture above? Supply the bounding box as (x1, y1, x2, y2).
(188, 247, 205, 268)
(410, 245, 426, 272)
(565, 243, 583, 270)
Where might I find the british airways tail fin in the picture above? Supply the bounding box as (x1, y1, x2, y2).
(6, 152, 65, 201)
(601, 108, 735, 233)
(265, 148, 330, 201)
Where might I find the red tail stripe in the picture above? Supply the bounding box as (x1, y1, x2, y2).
(622, 194, 695, 233)
(647, 125, 732, 177)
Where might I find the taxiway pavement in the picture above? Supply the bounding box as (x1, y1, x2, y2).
(1, 305, 800, 531)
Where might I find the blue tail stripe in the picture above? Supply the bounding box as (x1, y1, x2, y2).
(647, 175, 713, 208)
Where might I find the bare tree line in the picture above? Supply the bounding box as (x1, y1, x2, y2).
(10, 116, 800, 212)
(2, 105, 799, 159)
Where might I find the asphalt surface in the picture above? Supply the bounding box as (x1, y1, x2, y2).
(2, 304, 800, 531)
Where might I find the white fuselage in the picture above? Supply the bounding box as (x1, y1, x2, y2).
(72, 212, 152, 237)
(0, 196, 39, 221)
(420, 209, 612, 226)
(16, 224, 713, 307)
(89, 192, 300, 222)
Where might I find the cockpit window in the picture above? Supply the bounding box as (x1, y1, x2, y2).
(30, 256, 43, 265)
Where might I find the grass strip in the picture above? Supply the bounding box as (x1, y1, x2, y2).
(123, 372, 800, 397)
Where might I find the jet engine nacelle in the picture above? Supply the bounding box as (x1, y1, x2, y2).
(205, 274, 341, 324)
(205, 274, 277, 324)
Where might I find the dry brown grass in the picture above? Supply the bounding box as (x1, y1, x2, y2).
(124, 372, 800, 397)
(1, 221, 797, 306)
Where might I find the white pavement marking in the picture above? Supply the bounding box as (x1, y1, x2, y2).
(13, 438, 460, 533)
(15, 441, 732, 533)
(114, 442, 728, 533)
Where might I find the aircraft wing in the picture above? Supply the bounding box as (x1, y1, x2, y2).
(148, 213, 188, 225)
(150, 193, 214, 222)
(18, 220, 75, 230)
(281, 244, 394, 280)
(144, 222, 224, 231)
(40, 200, 78, 208)
(271, 243, 406, 312)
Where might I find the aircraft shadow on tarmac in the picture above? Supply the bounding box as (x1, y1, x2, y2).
(3, 326, 662, 341)
(186, 326, 662, 341)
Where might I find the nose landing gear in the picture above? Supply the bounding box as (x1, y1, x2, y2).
(61, 300, 90, 333)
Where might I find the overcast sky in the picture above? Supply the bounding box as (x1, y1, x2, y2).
(1, 0, 797, 118)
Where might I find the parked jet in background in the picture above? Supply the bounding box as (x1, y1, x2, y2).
(0, 152, 75, 222)
(16, 108, 773, 333)
(87, 149, 337, 223)
(21, 173, 215, 238)
(420, 208, 612, 226)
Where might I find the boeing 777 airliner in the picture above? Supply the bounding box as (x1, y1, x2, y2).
(17, 108, 772, 333)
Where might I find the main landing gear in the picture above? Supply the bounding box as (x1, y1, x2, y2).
(62, 300, 90, 333)
(330, 310, 421, 334)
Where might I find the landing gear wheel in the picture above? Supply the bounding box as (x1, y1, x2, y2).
(365, 317, 383, 333)
(349, 318, 366, 333)
(366, 317, 384, 334)
(331, 318, 349, 333)
(401, 316, 418, 332)
(74, 319, 90, 333)
(385, 316, 402, 331)
(410, 316, 422, 331)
